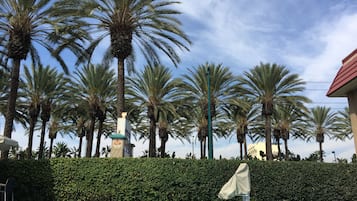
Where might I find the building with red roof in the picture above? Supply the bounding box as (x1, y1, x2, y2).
(327, 48, 357, 153)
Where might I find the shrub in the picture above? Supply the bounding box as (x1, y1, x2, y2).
(0, 158, 356, 200)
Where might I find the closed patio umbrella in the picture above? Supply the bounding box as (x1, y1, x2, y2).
(0, 136, 18, 152)
(218, 163, 251, 200)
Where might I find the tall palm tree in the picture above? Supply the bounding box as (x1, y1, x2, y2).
(37, 67, 67, 159)
(238, 63, 308, 160)
(307, 106, 336, 162)
(71, 64, 116, 157)
(56, 0, 190, 119)
(127, 65, 181, 157)
(0, 0, 89, 159)
(181, 63, 235, 159)
(21, 64, 66, 158)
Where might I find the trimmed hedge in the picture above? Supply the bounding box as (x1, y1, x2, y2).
(1, 158, 357, 201)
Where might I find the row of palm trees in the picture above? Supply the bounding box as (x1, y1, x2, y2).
(0, 0, 352, 161)
(0, 0, 190, 159)
(1, 61, 352, 161)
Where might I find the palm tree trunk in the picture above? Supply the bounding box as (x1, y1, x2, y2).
(200, 140, 204, 159)
(1, 59, 21, 159)
(49, 137, 54, 159)
(117, 58, 125, 118)
(265, 114, 273, 160)
(38, 120, 47, 159)
(85, 116, 96, 157)
(94, 120, 104, 157)
(319, 142, 323, 162)
(277, 138, 281, 160)
(244, 137, 248, 160)
(284, 138, 289, 160)
(149, 117, 156, 157)
(27, 117, 36, 159)
(240, 142, 243, 160)
(203, 137, 207, 159)
(160, 138, 166, 158)
(159, 128, 168, 158)
(78, 135, 83, 158)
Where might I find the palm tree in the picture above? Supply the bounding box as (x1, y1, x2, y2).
(53, 142, 71, 158)
(181, 63, 235, 159)
(37, 67, 67, 159)
(47, 105, 70, 159)
(71, 64, 116, 157)
(21, 64, 65, 158)
(127, 65, 181, 157)
(334, 107, 353, 140)
(307, 106, 336, 162)
(273, 104, 308, 160)
(56, 0, 190, 119)
(0, 0, 89, 159)
(223, 97, 258, 160)
(238, 63, 308, 160)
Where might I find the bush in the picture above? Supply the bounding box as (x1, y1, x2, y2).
(0, 158, 356, 201)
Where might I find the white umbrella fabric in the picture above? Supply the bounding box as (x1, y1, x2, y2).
(218, 163, 251, 200)
(0, 136, 18, 152)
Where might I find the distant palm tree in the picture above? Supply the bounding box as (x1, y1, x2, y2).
(21, 64, 66, 158)
(223, 97, 258, 160)
(238, 63, 308, 160)
(0, 0, 89, 159)
(53, 142, 71, 158)
(127, 65, 181, 157)
(181, 63, 235, 159)
(273, 104, 308, 160)
(37, 68, 67, 159)
(56, 0, 191, 119)
(48, 105, 70, 159)
(71, 64, 116, 157)
(307, 106, 336, 162)
(334, 107, 353, 140)
(157, 107, 192, 158)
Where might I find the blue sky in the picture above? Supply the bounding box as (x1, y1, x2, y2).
(3, 0, 357, 161)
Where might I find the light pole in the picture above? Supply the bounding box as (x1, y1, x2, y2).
(332, 151, 336, 163)
(207, 67, 213, 160)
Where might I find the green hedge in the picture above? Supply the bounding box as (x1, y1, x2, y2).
(1, 158, 356, 201)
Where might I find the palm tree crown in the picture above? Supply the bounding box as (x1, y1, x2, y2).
(238, 63, 309, 160)
(56, 0, 191, 118)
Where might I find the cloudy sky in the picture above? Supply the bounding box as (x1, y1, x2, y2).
(3, 0, 357, 162)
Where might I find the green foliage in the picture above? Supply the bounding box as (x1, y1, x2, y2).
(1, 159, 357, 201)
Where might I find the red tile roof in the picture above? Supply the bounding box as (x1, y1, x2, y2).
(327, 49, 357, 97)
